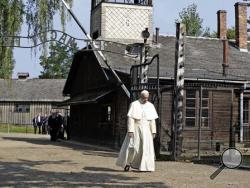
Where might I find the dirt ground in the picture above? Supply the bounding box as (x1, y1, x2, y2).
(0, 133, 250, 188)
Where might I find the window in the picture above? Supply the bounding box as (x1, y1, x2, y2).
(92, 30, 99, 40)
(186, 90, 196, 127)
(185, 89, 209, 128)
(201, 90, 209, 127)
(243, 99, 249, 124)
(14, 104, 30, 113)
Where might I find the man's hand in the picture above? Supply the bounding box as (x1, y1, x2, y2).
(128, 132, 134, 138)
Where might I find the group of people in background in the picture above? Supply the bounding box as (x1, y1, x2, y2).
(32, 112, 70, 141)
(32, 113, 48, 135)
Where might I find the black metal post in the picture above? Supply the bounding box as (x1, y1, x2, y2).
(229, 89, 235, 148)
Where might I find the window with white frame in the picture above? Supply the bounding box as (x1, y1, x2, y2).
(185, 89, 209, 128)
(185, 90, 196, 127)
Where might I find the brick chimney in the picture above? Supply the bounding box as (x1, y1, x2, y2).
(155, 27, 159, 44)
(217, 10, 227, 39)
(235, 2, 248, 52)
(222, 39, 229, 76)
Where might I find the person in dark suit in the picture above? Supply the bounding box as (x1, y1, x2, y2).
(42, 114, 48, 134)
(36, 113, 43, 134)
(134, 0, 139, 4)
(57, 112, 65, 140)
(32, 116, 37, 134)
(48, 112, 58, 141)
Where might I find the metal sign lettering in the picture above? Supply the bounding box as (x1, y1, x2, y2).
(1, 31, 135, 62)
(0, 30, 114, 53)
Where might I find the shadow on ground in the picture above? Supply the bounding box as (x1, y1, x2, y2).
(1, 135, 169, 187)
(0, 159, 168, 187)
(2, 135, 118, 158)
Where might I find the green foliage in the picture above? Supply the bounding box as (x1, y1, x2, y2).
(177, 3, 203, 36)
(39, 42, 78, 79)
(202, 27, 217, 38)
(0, 0, 73, 79)
(177, 3, 226, 38)
(0, 0, 23, 79)
(25, 0, 73, 52)
(226, 27, 235, 40)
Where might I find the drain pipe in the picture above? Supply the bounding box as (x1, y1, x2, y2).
(240, 91, 243, 142)
(240, 83, 246, 142)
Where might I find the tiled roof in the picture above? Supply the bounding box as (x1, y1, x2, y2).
(101, 36, 250, 82)
(64, 36, 250, 95)
(0, 79, 67, 102)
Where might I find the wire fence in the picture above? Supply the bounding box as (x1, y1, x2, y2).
(159, 87, 250, 163)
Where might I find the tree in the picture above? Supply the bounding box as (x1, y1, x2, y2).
(0, 0, 73, 79)
(0, 0, 23, 79)
(39, 42, 78, 79)
(202, 27, 217, 38)
(226, 27, 235, 40)
(176, 3, 203, 36)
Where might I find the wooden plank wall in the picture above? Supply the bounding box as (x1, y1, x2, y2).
(211, 90, 232, 142)
(159, 89, 240, 152)
(114, 90, 129, 147)
(0, 102, 65, 125)
(160, 90, 173, 152)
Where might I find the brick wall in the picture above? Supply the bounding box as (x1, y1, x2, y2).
(217, 10, 227, 39)
(235, 2, 248, 51)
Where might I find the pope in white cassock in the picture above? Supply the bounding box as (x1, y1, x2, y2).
(116, 90, 158, 172)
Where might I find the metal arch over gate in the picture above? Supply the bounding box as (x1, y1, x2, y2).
(130, 54, 160, 103)
(0, 29, 85, 50)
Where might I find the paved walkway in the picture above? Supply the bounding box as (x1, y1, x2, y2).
(0, 133, 250, 188)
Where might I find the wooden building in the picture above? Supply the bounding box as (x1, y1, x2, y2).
(63, 1, 250, 155)
(0, 77, 67, 125)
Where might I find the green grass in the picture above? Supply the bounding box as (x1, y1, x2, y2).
(0, 124, 34, 133)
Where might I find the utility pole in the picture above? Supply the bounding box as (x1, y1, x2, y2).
(172, 23, 186, 160)
(60, 0, 131, 98)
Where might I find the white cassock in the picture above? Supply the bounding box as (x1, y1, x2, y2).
(116, 100, 159, 171)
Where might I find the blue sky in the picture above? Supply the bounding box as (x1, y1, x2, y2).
(13, 0, 249, 78)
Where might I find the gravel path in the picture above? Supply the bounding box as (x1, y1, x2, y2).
(0, 133, 249, 188)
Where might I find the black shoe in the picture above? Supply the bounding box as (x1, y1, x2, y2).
(124, 165, 130, 172)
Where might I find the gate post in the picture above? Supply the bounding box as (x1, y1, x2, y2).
(172, 23, 186, 160)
